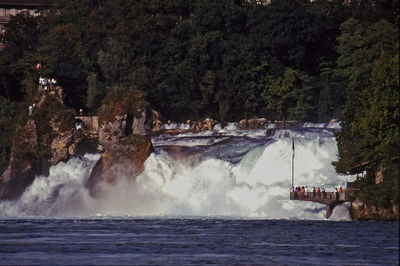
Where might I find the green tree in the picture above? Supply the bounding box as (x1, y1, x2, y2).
(334, 18, 399, 207)
(261, 68, 314, 121)
(0, 12, 39, 101)
(0, 96, 17, 173)
(247, 0, 323, 75)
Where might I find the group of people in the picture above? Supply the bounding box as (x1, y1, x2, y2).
(39, 76, 57, 92)
(294, 186, 325, 200)
(293, 186, 344, 200)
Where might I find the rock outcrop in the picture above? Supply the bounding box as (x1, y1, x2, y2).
(85, 88, 153, 196)
(0, 94, 97, 200)
(0, 85, 154, 201)
(0, 119, 39, 199)
(190, 117, 217, 131)
(351, 198, 399, 220)
(238, 118, 267, 129)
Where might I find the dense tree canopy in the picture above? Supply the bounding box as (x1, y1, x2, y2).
(333, 18, 399, 207)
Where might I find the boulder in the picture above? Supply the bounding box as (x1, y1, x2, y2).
(152, 119, 163, 132)
(203, 118, 216, 130)
(238, 118, 267, 129)
(190, 117, 217, 131)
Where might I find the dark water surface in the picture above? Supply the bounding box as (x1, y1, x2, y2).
(0, 219, 398, 265)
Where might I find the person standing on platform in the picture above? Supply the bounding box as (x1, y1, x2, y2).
(335, 188, 339, 200)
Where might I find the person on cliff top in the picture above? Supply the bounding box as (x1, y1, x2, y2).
(28, 105, 33, 115)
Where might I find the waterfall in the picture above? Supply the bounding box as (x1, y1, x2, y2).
(0, 124, 355, 220)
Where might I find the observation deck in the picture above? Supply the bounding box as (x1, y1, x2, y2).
(290, 184, 359, 218)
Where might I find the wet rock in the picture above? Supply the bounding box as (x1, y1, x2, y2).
(190, 117, 217, 131)
(152, 119, 163, 132)
(238, 118, 267, 129)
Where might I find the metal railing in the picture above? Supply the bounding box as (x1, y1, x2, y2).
(290, 191, 347, 202)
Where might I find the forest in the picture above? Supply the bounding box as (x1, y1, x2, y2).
(0, 0, 399, 206)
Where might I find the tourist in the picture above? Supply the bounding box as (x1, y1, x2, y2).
(335, 188, 339, 200)
(312, 187, 316, 199)
(28, 105, 33, 115)
(339, 187, 343, 193)
(79, 109, 83, 116)
(42, 77, 48, 92)
(322, 188, 326, 199)
(317, 188, 321, 199)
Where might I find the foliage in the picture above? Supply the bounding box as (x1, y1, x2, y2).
(0, 12, 39, 102)
(0, 97, 17, 173)
(333, 17, 399, 207)
(99, 85, 148, 124)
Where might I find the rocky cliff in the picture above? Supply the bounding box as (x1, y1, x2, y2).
(0, 86, 154, 200)
(351, 198, 399, 221)
(85, 87, 153, 196)
(1, 94, 98, 200)
(0, 85, 154, 201)
(0, 95, 80, 199)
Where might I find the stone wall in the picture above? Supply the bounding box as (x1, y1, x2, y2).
(75, 116, 99, 134)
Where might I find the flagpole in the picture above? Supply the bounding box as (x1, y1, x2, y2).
(291, 132, 295, 192)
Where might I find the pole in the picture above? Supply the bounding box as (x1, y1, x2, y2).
(291, 132, 295, 192)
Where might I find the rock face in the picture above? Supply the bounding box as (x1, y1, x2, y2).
(0, 95, 96, 200)
(86, 101, 153, 196)
(0, 86, 154, 200)
(0, 120, 39, 199)
(351, 198, 399, 220)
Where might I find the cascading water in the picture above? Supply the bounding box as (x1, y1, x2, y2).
(0, 122, 354, 220)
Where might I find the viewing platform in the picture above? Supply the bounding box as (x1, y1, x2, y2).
(290, 187, 358, 218)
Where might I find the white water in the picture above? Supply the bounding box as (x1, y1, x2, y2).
(0, 125, 355, 220)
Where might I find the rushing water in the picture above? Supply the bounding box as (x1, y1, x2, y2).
(0, 122, 398, 264)
(0, 122, 354, 219)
